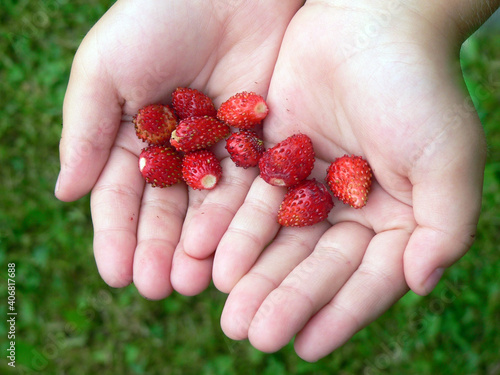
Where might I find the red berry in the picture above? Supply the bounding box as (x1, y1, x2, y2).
(170, 116, 230, 153)
(278, 179, 334, 227)
(326, 154, 372, 209)
(217, 91, 269, 130)
(171, 87, 217, 120)
(138, 145, 183, 187)
(133, 104, 177, 145)
(182, 150, 222, 190)
(259, 133, 315, 187)
(225, 130, 265, 168)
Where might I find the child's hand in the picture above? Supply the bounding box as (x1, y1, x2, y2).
(216, 0, 490, 360)
(55, 0, 303, 299)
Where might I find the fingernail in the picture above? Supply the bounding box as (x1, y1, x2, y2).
(54, 172, 61, 196)
(423, 267, 444, 294)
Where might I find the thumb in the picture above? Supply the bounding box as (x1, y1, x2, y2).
(55, 25, 124, 202)
(403, 101, 486, 296)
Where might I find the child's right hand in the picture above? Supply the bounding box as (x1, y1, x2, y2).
(215, 0, 490, 360)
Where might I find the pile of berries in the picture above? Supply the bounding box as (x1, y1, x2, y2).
(133, 88, 372, 227)
(135, 88, 267, 190)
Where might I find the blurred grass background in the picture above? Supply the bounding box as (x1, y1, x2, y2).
(1, 1, 499, 374)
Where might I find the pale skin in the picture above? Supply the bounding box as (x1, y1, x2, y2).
(56, 0, 303, 298)
(56, 0, 498, 361)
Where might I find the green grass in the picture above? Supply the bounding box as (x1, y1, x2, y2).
(1, 2, 499, 374)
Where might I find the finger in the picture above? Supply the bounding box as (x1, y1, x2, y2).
(56, 30, 123, 202)
(171, 158, 258, 296)
(221, 223, 329, 340)
(170, 245, 214, 296)
(90, 127, 143, 288)
(212, 177, 286, 293)
(293, 229, 410, 362)
(180, 158, 259, 260)
(132, 183, 187, 300)
(247, 222, 372, 353)
(404, 114, 486, 295)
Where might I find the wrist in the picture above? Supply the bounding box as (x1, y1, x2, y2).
(434, 0, 500, 37)
(307, 0, 499, 42)
(408, 0, 500, 40)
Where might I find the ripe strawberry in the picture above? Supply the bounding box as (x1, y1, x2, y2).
(217, 91, 269, 130)
(326, 154, 373, 209)
(170, 116, 230, 153)
(133, 104, 177, 145)
(225, 130, 265, 168)
(278, 179, 334, 227)
(259, 133, 315, 187)
(171, 87, 217, 120)
(182, 150, 222, 190)
(138, 145, 183, 187)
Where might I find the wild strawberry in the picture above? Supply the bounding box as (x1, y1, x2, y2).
(326, 154, 372, 209)
(225, 130, 265, 168)
(277, 179, 334, 227)
(182, 150, 222, 190)
(217, 91, 269, 130)
(171, 87, 217, 120)
(138, 145, 183, 187)
(170, 116, 230, 153)
(259, 133, 315, 187)
(133, 104, 177, 145)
